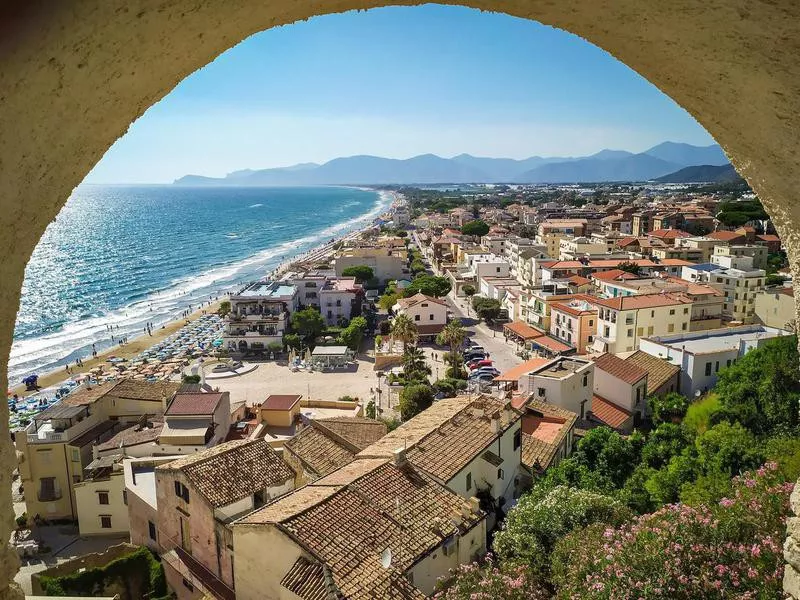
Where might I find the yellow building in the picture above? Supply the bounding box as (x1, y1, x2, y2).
(16, 380, 180, 521)
(755, 287, 795, 330)
(73, 455, 129, 535)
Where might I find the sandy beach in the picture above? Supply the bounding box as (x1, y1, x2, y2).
(9, 191, 395, 400)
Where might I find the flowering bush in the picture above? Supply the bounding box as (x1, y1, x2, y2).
(493, 485, 632, 574)
(551, 463, 793, 599)
(433, 555, 548, 600)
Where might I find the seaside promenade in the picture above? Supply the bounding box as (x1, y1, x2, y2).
(9, 194, 395, 399)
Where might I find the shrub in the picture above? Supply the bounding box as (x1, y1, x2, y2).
(493, 486, 632, 575)
(217, 300, 231, 316)
(551, 463, 792, 600)
(341, 265, 375, 283)
(399, 384, 434, 420)
(434, 556, 548, 600)
(182, 374, 201, 384)
(683, 393, 722, 436)
(649, 392, 690, 425)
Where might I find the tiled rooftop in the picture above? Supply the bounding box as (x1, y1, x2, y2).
(240, 460, 480, 600)
(593, 353, 647, 385)
(284, 426, 358, 479)
(159, 438, 295, 508)
(521, 401, 578, 473)
(625, 350, 681, 394)
(592, 292, 693, 311)
(590, 395, 632, 429)
(263, 394, 302, 411)
(165, 392, 224, 416)
(96, 419, 163, 451)
(313, 417, 387, 450)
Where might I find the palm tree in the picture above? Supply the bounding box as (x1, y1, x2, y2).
(401, 346, 431, 380)
(390, 313, 418, 351)
(437, 318, 466, 377)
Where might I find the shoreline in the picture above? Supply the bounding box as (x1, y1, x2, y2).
(9, 189, 397, 399)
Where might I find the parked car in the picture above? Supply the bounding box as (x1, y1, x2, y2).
(467, 359, 493, 370)
(469, 367, 500, 378)
(463, 349, 489, 360)
(469, 372, 496, 384)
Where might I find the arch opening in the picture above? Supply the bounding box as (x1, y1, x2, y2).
(2, 2, 800, 597)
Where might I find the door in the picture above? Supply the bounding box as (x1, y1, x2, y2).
(179, 517, 191, 553)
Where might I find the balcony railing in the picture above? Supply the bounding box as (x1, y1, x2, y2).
(37, 490, 62, 502)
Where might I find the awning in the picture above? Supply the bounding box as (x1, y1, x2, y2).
(503, 320, 544, 341)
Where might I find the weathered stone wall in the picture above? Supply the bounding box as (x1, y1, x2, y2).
(1, 2, 800, 598)
(30, 542, 138, 594)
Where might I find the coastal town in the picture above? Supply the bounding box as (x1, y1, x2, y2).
(8, 181, 799, 599)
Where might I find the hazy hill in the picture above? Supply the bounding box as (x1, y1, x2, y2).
(173, 142, 727, 185)
(654, 163, 742, 183)
(517, 153, 681, 183)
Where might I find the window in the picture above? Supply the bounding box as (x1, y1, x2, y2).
(537, 387, 546, 397)
(429, 314, 434, 320)
(148, 520, 157, 541)
(582, 374, 588, 387)
(627, 329, 633, 337)
(705, 362, 712, 376)
(682, 323, 687, 331)
(669, 309, 675, 315)
(648, 326, 654, 335)
(589, 319, 594, 326)
(668, 324, 675, 332)
(637, 327, 644, 336)
(98, 491, 109, 505)
(683, 307, 689, 314)
(414, 314, 420, 321)
(466, 472, 472, 491)
(715, 361, 720, 373)
(513, 429, 521, 450)
(651, 311, 655, 318)
(71, 448, 80, 462)
(175, 481, 190, 503)
(100, 516, 112, 529)
(726, 359, 732, 367)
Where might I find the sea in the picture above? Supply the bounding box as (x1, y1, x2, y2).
(9, 185, 389, 383)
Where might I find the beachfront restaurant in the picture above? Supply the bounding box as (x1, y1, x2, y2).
(311, 345, 354, 369)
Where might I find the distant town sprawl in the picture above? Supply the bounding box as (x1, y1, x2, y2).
(12, 180, 797, 599)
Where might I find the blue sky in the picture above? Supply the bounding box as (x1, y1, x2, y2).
(85, 5, 715, 184)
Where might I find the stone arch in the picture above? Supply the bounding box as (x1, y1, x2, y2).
(2, 1, 800, 597)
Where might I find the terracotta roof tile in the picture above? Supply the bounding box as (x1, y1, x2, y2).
(503, 320, 545, 341)
(280, 557, 331, 600)
(395, 293, 447, 310)
(520, 401, 577, 473)
(405, 396, 520, 481)
(160, 438, 295, 508)
(531, 335, 572, 353)
(263, 394, 302, 410)
(590, 395, 632, 429)
(96, 419, 163, 451)
(592, 292, 693, 311)
(648, 229, 691, 240)
(625, 351, 680, 394)
(109, 379, 181, 402)
(592, 269, 640, 282)
(165, 392, 225, 416)
(314, 417, 387, 450)
(242, 460, 480, 600)
(284, 427, 357, 479)
(496, 358, 554, 383)
(593, 353, 647, 385)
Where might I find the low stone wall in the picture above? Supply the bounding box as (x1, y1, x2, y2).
(31, 542, 137, 595)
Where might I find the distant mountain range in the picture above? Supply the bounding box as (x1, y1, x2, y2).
(654, 163, 742, 184)
(174, 142, 731, 186)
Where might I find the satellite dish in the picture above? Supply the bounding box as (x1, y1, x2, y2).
(380, 547, 392, 569)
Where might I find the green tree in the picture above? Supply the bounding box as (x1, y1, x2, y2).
(640, 423, 691, 470)
(616, 261, 641, 276)
(390, 313, 418, 351)
(399, 384, 434, 420)
(217, 300, 231, 316)
(461, 284, 476, 301)
(472, 297, 502, 323)
(403, 274, 452, 297)
(337, 316, 367, 350)
(571, 427, 643, 489)
(649, 392, 690, 425)
(436, 318, 466, 375)
(401, 346, 431, 380)
(341, 265, 375, 283)
(378, 291, 400, 311)
(282, 333, 302, 351)
(291, 307, 326, 344)
(410, 259, 427, 275)
(694, 421, 764, 476)
(365, 400, 377, 419)
(493, 486, 632, 574)
(460, 219, 490, 237)
(713, 335, 800, 435)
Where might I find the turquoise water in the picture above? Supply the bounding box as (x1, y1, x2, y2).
(10, 185, 387, 381)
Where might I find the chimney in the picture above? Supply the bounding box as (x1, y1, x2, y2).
(393, 447, 406, 466)
(491, 412, 501, 434)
